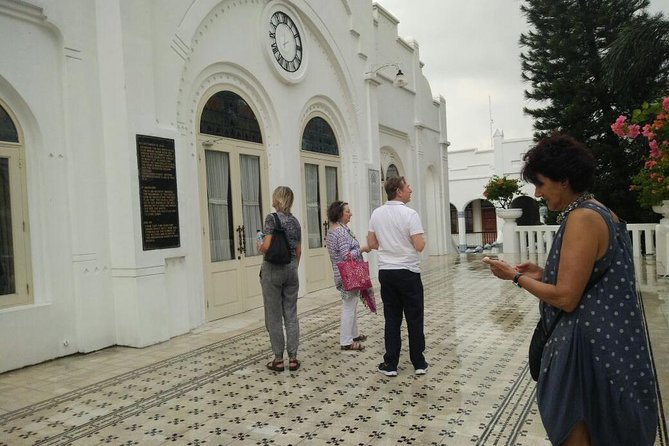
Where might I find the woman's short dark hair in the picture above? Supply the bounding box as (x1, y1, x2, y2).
(327, 200, 348, 223)
(521, 134, 595, 193)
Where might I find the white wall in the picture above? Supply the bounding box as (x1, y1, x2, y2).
(448, 130, 534, 212)
(0, 0, 449, 372)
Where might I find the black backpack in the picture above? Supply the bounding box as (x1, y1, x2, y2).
(264, 213, 292, 264)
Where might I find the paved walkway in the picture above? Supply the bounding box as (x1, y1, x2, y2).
(0, 254, 667, 445)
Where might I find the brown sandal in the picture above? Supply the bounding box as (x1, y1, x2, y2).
(341, 341, 365, 351)
(266, 358, 284, 372)
(353, 334, 367, 342)
(288, 358, 300, 371)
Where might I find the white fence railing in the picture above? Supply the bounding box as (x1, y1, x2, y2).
(515, 224, 656, 257)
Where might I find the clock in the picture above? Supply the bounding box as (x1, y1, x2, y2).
(268, 11, 303, 73)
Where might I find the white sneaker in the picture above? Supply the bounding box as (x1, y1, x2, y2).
(415, 366, 428, 375)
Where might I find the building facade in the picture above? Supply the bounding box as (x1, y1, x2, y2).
(0, 0, 452, 372)
(448, 130, 538, 251)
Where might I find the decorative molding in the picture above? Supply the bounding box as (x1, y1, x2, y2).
(64, 47, 82, 61)
(0, 0, 46, 25)
(170, 34, 191, 61)
(379, 124, 408, 141)
(111, 266, 166, 278)
(339, 0, 352, 15)
(72, 253, 97, 263)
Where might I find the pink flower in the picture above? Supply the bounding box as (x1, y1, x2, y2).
(646, 159, 657, 169)
(611, 115, 628, 137)
(642, 124, 654, 140)
(626, 124, 641, 139)
(663, 97, 669, 112)
(649, 140, 661, 158)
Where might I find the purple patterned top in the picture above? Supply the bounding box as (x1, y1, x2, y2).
(325, 225, 363, 290)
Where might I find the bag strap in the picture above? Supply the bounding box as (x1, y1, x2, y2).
(272, 212, 283, 230)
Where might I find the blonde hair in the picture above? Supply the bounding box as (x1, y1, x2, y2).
(272, 186, 294, 213)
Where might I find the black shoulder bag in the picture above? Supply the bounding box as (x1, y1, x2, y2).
(529, 276, 604, 381)
(263, 213, 292, 264)
(528, 311, 562, 381)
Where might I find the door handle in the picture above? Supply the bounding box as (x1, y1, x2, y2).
(322, 220, 329, 247)
(236, 225, 246, 255)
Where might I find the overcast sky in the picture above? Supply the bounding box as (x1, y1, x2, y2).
(378, 0, 669, 151)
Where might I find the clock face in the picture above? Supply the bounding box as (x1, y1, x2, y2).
(269, 11, 303, 72)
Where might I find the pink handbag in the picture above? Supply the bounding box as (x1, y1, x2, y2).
(336, 254, 376, 313)
(336, 255, 372, 291)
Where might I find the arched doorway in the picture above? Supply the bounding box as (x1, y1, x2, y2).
(197, 90, 269, 321)
(301, 116, 341, 293)
(464, 199, 497, 248)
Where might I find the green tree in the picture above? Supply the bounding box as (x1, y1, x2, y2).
(603, 13, 669, 110)
(519, 0, 667, 222)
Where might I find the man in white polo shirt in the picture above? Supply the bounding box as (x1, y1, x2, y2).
(367, 176, 427, 377)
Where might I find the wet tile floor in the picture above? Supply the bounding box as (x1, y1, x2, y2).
(0, 254, 667, 445)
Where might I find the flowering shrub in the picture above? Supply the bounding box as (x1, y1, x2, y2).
(482, 175, 522, 209)
(611, 97, 669, 208)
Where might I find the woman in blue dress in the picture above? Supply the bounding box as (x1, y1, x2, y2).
(484, 134, 657, 445)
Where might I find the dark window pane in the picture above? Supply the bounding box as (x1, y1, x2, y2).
(0, 105, 18, 143)
(386, 164, 399, 178)
(200, 91, 263, 143)
(0, 158, 15, 295)
(302, 117, 338, 155)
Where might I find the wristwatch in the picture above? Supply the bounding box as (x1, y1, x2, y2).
(513, 272, 523, 288)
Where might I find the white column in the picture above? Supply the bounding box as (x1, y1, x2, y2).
(458, 210, 467, 252)
(652, 201, 669, 276)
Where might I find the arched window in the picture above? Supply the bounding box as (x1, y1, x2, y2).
(200, 91, 262, 143)
(386, 164, 399, 178)
(302, 117, 338, 155)
(0, 102, 31, 307)
(0, 105, 18, 142)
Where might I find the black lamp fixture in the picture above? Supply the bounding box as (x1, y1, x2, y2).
(365, 63, 407, 88)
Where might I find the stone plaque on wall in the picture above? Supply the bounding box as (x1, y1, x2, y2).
(137, 135, 181, 250)
(368, 169, 381, 216)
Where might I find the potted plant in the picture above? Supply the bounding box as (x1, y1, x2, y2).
(483, 175, 523, 209)
(611, 96, 669, 209)
(483, 175, 524, 253)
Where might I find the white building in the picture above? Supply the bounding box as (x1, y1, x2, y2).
(448, 130, 538, 251)
(0, 0, 453, 372)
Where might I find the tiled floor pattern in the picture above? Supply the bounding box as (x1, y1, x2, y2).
(0, 255, 667, 445)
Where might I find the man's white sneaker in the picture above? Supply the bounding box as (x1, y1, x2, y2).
(415, 366, 428, 376)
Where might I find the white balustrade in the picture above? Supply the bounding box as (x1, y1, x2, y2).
(513, 224, 655, 258)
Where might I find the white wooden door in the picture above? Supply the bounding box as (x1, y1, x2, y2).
(200, 139, 267, 321)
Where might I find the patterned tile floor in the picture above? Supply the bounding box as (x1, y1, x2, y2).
(0, 254, 667, 445)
